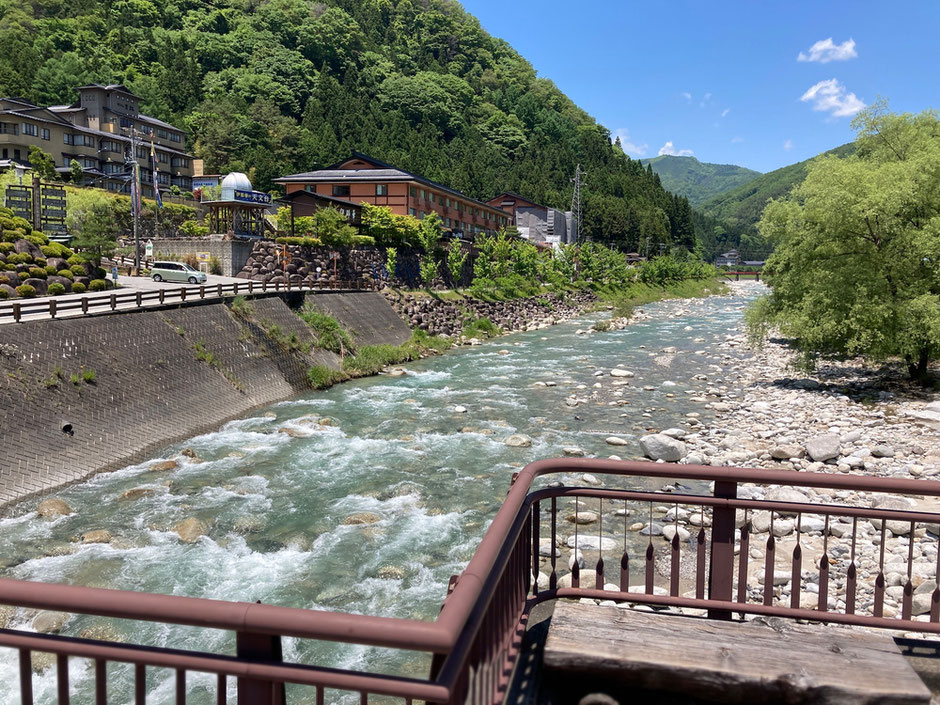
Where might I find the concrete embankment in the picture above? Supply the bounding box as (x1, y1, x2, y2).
(0, 291, 410, 509)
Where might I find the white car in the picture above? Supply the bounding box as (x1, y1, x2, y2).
(151, 261, 208, 284)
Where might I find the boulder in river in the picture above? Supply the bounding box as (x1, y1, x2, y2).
(639, 434, 686, 462)
(342, 512, 382, 526)
(33, 611, 68, 634)
(504, 434, 532, 448)
(37, 498, 72, 518)
(605, 436, 629, 446)
(173, 517, 207, 543)
(81, 530, 113, 544)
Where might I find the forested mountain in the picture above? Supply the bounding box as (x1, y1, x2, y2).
(700, 143, 855, 233)
(640, 155, 760, 206)
(0, 0, 695, 251)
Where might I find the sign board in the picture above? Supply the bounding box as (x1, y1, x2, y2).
(4, 186, 32, 221)
(39, 185, 67, 238)
(192, 177, 221, 190)
(145, 240, 154, 257)
(196, 252, 210, 262)
(331, 251, 340, 260)
(233, 189, 272, 205)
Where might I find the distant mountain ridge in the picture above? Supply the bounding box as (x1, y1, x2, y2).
(640, 155, 761, 206)
(700, 143, 856, 230)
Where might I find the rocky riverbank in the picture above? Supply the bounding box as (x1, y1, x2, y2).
(537, 281, 940, 625)
(382, 289, 600, 337)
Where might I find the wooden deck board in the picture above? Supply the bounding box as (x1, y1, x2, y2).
(542, 603, 931, 704)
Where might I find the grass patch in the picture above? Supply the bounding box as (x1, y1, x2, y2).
(298, 305, 356, 355)
(194, 340, 217, 366)
(307, 364, 349, 389)
(341, 330, 453, 378)
(594, 278, 728, 318)
(461, 316, 501, 340)
(230, 295, 254, 319)
(81, 368, 96, 384)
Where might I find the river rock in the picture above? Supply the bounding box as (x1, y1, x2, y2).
(566, 511, 599, 525)
(378, 565, 404, 580)
(805, 434, 841, 462)
(173, 517, 207, 543)
(149, 460, 179, 472)
(453, 405, 468, 413)
(33, 611, 68, 634)
(639, 434, 686, 462)
(771, 444, 805, 460)
(120, 488, 155, 501)
(610, 369, 634, 378)
(37, 498, 71, 518)
(605, 436, 629, 446)
(662, 525, 690, 542)
(504, 434, 532, 448)
(871, 445, 895, 458)
(81, 529, 112, 544)
(342, 512, 382, 526)
(566, 535, 618, 551)
(562, 447, 585, 457)
(539, 538, 561, 557)
(557, 570, 597, 589)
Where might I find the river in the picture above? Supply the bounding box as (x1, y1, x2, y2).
(0, 282, 762, 703)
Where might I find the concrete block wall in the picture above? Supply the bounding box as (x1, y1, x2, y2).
(151, 239, 255, 276)
(0, 289, 408, 510)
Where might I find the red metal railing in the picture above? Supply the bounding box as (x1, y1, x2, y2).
(1, 459, 938, 704)
(0, 277, 380, 323)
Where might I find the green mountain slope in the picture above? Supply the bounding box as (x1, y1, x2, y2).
(1, 0, 695, 252)
(701, 143, 856, 230)
(640, 155, 761, 206)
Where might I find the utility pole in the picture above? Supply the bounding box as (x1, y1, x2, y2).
(121, 126, 149, 271)
(570, 164, 585, 242)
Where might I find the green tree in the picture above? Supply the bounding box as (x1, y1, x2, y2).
(746, 103, 940, 381)
(28, 145, 56, 181)
(69, 159, 83, 185)
(69, 201, 119, 265)
(418, 212, 442, 286)
(446, 238, 467, 287)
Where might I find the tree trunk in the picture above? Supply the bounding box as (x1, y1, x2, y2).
(907, 348, 931, 383)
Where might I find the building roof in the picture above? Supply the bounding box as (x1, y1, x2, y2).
(77, 83, 140, 100)
(277, 188, 360, 209)
(276, 152, 504, 214)
(488, 190, 549, 211)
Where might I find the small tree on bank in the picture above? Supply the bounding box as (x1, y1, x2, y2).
(69, 159, 83, 185)
(28, 146, 56, 181)
(746, 102, 940, 382)
(417, 212, 442, 287)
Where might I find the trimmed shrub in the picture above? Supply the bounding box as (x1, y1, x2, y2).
(70, 264, 86, 276)
(0, 243, 13, 254)
(7, 253, 31, 265)
(350, 235, 376, 247)
(26, 233, 49, 246)
(41, 243, 73, 259)
(28, 267, 47, 279)
(274, 236, 322, 247)
(67, 255, 87, 266)
(2, 230, 20, 243)
(15, 284, 36, 298)
(18, 272, 29, 281)
(44, 265, 57, 276)
(71, 282, 86, 294)
(47, 282, 66, 296)
(0, 288, 7, 299)
(88, 279, 108, 292)
(57, 270, 73, 280)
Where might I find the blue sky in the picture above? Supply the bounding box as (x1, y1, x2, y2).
(461, 0, 940, 173)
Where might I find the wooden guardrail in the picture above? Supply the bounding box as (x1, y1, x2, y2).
(0, 278, 378, 323)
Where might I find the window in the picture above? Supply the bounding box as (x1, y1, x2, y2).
(419, 189, 425, 199)
(80, 157, 96, 168)
(21, 123, 37, 137)
(430, 193, 436, 204)
(171, 157, 189, 169)
(410, 186, 416, 197)
(120, 118, 134, 128)
(137, 146, 148, 159)
(157, 129, 169, 140)
(376, 184, 387, 196)
(409, 208, 416, 216)
(103, 163, 125, 175)
(157, 151, 168, 164)
(0, 123, 18, 135)
(169, 132, 181, 143)
(332, 185, 350, 197)
(14, 149, 21, 160)
(41, 128, 50, 141)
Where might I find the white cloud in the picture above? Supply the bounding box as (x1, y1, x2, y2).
(721, 108, 730, 118)
(800, 78, 865, 117)
(612, 128, 648, 158)
(658, 141, 694, 157)
(798, 37, 857, 63)
(730, 136, 745, 144)
(681, 91, 692, 102)
(783, 139, 793, 151)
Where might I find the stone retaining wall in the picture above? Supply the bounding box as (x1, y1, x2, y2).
(151, 239, 255, 277)
(0, 290, 409, 511)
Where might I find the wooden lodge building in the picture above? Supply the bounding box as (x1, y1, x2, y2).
(275, 153, 511, 238)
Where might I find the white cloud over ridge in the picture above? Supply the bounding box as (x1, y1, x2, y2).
(800, 79, 865, 118)
(658, 141, 694, 157)
(612, 128, 648, 157)
(798, 38, 857, 63)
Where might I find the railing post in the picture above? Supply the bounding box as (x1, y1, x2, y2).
(248, 281, 254, 294)
(49, 299, 56, 319)
(707, 479, 737, 620)
(159, 289, 164, 305)
(236, 631, 285, 705)
(180, 288, 187, 302)
(110, 293, 116, 311)
(200, 285, 205, 299)
(217, 283, 223, 298)
(136, 291, 142, 308)
(81, 297, 88, 314)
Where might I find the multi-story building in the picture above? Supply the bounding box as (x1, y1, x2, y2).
(487, 191, 574, 245)
(275, 153, 512, 238)
(0, 84, 194, 197)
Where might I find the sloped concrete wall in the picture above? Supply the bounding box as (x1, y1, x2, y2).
(0, 290, 407, 510)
